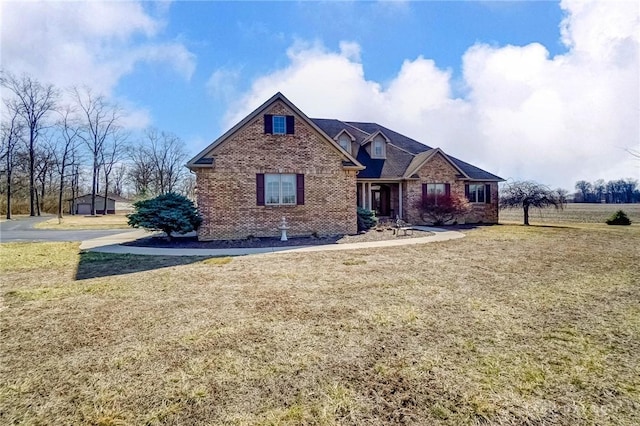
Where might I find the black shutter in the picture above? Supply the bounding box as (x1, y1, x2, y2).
(465, 184, 470, 200)
(485, 184, 491, 204)
(256, 174, 265, 205)
(296, 174, 305, 205)
(264, 115, 273, 134)
(286, 115, 295, 134)
(444, 183, 451, 197)
(422, 183, 428, 204)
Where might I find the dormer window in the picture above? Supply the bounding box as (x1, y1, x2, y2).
(338, 135, 351, 153)
(371, 135, 386, 159)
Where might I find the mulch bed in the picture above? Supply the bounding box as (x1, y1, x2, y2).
(123, 228, 433, 249)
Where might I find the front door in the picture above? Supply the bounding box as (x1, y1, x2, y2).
(372, 185, 391, 216)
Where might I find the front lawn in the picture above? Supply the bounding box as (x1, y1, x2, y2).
(1, 224, 638, 424)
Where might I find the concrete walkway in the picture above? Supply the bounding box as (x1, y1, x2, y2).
(80, 226, 465, 257)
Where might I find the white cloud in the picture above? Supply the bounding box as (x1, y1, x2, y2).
(1, 0, 195, 127)
(226, 1, 639, 189)
(206, 67, 243, 103)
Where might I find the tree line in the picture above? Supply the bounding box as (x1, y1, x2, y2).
(574, 178, 639, 203)
(1, 71, 194, 219)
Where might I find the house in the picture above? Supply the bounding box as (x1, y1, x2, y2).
(68, 193, 133, 215)
(186, 93, 503, 241)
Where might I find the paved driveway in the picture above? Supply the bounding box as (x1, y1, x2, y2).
(0, 215, 132, 243)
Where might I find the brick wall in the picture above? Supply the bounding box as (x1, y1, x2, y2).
(195, 101, 358, 240)
(403, 152, 499, 225)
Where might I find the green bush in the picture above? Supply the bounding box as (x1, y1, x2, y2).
(127, 193, 202, 239)
(357, 207, 377, 232)
(605, 210, 632, 226)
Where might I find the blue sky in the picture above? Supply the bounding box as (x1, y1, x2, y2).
(117, 1, 566, 138)
(2, 1, 638, 189)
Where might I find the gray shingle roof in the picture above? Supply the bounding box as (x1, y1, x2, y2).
(311, 118, 503, 181)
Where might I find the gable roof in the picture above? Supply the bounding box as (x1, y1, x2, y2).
(311, 119, 503, 181)
(186, 93, 363, 170)
(402, 148, 469, 179)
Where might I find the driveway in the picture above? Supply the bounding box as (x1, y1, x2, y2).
(0, 215, 132, 243)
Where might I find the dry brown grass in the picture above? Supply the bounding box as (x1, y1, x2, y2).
(34, 214, 130, 230)
(1, 224, 639, 425)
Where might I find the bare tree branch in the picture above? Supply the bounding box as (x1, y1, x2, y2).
(1, 71, 58, 216)
(71, 86, 121, 215)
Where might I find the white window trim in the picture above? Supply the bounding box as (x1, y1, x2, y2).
(338, 136, 350, 152)
(426, 183, 446, 205)
(272, 115, 286, 135)
(371, 138, 386, 159)
(468, 183, 486, 203)
(265, 173, 296, 205)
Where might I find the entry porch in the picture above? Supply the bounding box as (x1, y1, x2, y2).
(356, 180, 405, 221)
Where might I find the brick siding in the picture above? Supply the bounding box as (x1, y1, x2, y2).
(195, 101, 358, 241)
(403, 152, 499, 225)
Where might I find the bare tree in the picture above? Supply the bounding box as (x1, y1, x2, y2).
(179, 173, 196, 199)
(574, 180, 592, 202)
(1, 71, 58, 216)
(127, 141, 155, 197)
(100, 129, 128, 214)
(33, 143, 55, 215)
(52, 105, 82, 220)
(1, 101, 24, 219)
(68, 148, 82, 215)
(147, 128, 188, 195)
(72, 87, 121, 215)
(500, 180, 565, 225)
(112, 164, 128, 197)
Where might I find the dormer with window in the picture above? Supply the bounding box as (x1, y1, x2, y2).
(368, 132, 389, 159)
(334, 129, 355, 155)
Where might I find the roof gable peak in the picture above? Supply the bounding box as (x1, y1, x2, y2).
(186, 92, 363, 170)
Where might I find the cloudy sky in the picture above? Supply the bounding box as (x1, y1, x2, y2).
(2, 0, 638, 190)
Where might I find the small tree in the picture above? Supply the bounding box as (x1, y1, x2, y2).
(413, 192, 470, 226)
(606, 210, 631, 226)
(499, 180, 565, 225)
(127, 193, 202, 240)
(357, 207, 377, 232)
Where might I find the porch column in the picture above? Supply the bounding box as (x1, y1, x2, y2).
(398, 181, 403, 219)
(359, 182, 365, 208)
(367, 183, 372, 210)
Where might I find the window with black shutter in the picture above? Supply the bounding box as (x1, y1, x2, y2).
(257, 173, 303, 206)
(264, 114, 294, 135)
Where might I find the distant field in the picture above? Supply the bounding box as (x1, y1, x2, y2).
(500, 203, 640, 224)
(34, 214, 130, 230)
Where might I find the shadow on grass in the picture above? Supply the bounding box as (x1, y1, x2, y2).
(75, 251, 210, 280)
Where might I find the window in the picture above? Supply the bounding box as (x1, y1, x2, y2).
(467, 184, 485, 203)
(256, 173, 304, 206)
(372, 138, 385, 158)
(467, 183, 491, 203)
(426, 183, 446, 196)
(264, 114, 295, 134)
(338, 136, 350, 152)
(422, 183, 450, 205)
(266, 174, 295, 204)
(272, 116, 286, 134)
